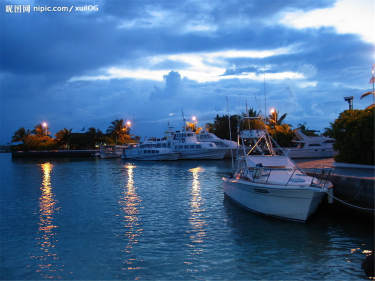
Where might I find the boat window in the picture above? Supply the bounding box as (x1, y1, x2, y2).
(187, 133, 192, 137)
(157, 144, 161, 148)
(184, 145, 189, 149)
(190, 145, 195, 149)
(167, 143, 171, 148)
(196, 145, 201, 149)
(309, 144, 321, 147)
(209, 144, 213, 147)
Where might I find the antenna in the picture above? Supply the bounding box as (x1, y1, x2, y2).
(263, 71, 266, 120)
(226, 96, 234, 171)
(181, 109, 186, 131)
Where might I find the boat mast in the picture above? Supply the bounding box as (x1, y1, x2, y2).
(226, 96, 234, 171)
(181, 109, 186, 132)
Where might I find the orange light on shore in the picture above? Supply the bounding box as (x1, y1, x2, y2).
(269, 108, 276, 114)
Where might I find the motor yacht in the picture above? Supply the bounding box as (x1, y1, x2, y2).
(122, 138, 179, 161)
(170, 130, 227, 160)
(284, 129, 335, 159)
(196, 131, 237, 158)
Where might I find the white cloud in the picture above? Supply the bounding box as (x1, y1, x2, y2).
(70, 45, 305, 83)
(279, 0, 374, 44)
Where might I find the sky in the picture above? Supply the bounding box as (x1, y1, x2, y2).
(0, 0, 374, 143)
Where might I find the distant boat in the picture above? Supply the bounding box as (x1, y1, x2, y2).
(284, 129, 336, 159)
(99, 145, 127, 159)
(196, 131, 238, 158)
(223, 117, 332, 222)
(122, 138, 179, 161)
(170, 130, 227, 160)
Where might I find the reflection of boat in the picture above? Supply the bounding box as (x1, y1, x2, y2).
(122, 138, 179, 160)
(223, 118, 332, 222)
(196, 131, 237, 158)
(284, 129, 335, 159)
(99, 145, 128, 158)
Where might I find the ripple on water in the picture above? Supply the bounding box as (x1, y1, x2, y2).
(0, 156, 372, 280)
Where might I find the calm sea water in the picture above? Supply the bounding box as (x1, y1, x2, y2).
(0, 153, 373, 280)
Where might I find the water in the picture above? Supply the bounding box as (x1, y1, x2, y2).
(0, 153, 373, 280)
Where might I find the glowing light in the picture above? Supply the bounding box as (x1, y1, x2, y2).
(270, 108, 276, 114)
(187, 166, 206, 254)
(192, 116, 197, 122)
(42, 122, 47, 128)
(120, 164, 142, 257)
(34, 162, 60, 279)
(126, 121, 132, 127)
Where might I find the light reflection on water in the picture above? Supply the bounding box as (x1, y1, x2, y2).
(33, 162, 62, 279)
(188, 167, 206, 255)
(1, 155, 372, 280)
(120, 164, 143, 271)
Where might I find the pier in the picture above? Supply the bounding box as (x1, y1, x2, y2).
(11, 150, 98, 158)
(296, 158, 375, 212)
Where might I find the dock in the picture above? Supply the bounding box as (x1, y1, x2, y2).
(11, 150, 98, 158)
(296, 158, 375, 212)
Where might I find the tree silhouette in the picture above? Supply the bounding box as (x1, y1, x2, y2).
(12, 127, 30, 143)
(55, 128, 72, 149)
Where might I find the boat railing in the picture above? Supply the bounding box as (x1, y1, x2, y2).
(250, 166, 332, 188)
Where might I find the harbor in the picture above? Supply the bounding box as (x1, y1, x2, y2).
(2, 0, 374, 278)
(0, 153, 373, 280)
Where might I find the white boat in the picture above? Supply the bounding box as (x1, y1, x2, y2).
(99, 145, 127, 159)
(197, 131, 238, 158)
(122, 138, 179, 161)
(284, 129, 335, 159)
(170, 130, 227, 160)
(223, 118, 332, 222)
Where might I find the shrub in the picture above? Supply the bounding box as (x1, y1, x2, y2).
(330, 108, 374, 165)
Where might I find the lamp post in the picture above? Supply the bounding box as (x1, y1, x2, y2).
(192, 116, 197, 132)
(42, 122, 48, 136)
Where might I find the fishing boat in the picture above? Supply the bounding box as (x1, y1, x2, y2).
(223, 117, 332, 222)
(122, 138, 179, 161)
(284, 129, 335, 159)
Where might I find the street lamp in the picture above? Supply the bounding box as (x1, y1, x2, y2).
(42, 122, 48, 136)
(269, 108, 276, 115)
(126, 121, 131, 127)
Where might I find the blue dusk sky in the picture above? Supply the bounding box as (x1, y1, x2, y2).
(0, 0, 374, 143)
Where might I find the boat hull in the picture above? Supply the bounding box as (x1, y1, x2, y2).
(178, 149, 226, 160)
(122, 152, 179, 161)
(285, 148, 335, 159)
(223, 178, 325, 222)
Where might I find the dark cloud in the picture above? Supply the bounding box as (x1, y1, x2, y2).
(1, 0, 373, 143)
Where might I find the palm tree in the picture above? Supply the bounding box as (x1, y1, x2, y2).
(106, 119, 129, 144)
(12, 127, 30, 143)
(55, 128, 72, 149)
(32, 123, 50, 136)
(267, 110, 287, 129)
